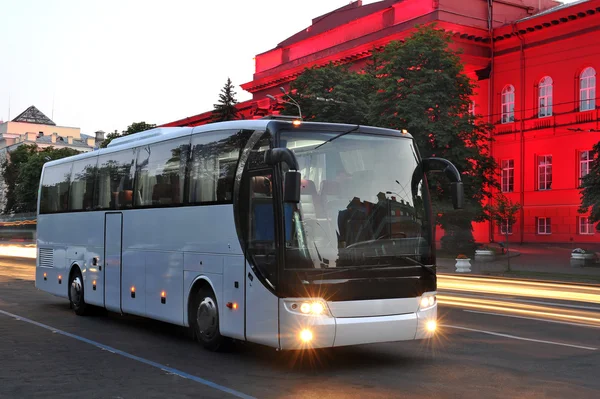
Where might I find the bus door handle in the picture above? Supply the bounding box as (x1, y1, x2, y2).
(247, 272, 253, 282)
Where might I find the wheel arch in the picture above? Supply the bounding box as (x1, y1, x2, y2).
(185, 275, 218, 327)
(67, 261, 82, 300)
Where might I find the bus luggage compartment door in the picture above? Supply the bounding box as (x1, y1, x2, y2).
(104, 212, 123, 313)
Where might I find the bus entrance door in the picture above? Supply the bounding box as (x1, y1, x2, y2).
(104, 212, 123, 313)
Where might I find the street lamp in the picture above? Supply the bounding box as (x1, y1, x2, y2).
(266, 87, 303, 120)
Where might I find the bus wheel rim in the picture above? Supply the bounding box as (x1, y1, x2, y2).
(70, 276, 82, 305)
(196, 297, 217, 339)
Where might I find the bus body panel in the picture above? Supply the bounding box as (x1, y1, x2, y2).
(104, 212, 123, 313)
(35, 205, 245, 330)
(245, 267, 279, 347)
(144, 250, 184, 325)
(327, 297, 420, 318)
(121, 249, 146, 316)
(221, 255, 246, 340)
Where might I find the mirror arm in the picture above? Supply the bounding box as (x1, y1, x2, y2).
(264, 148, 299, 171)
(422, 157, 462, 183)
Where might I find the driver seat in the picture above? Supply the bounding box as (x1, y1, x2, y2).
(300, 179, 320, 219)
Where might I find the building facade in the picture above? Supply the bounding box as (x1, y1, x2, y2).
(162, 0, 600, 244)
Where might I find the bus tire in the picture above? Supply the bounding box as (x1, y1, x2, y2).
(69, 268, 89, 316)
(190, 286, 227, 351)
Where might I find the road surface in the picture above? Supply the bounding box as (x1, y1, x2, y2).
(1, 257, 599, 398)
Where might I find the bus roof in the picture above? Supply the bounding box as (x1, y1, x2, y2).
(42, 119, 412, 168)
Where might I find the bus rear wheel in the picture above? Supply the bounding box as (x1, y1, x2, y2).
(69, 269, 89, 316)
(190, 286, 227, 351)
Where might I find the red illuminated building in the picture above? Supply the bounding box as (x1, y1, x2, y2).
(163, 0, 600, 245)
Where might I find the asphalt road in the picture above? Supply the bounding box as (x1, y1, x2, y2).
(1, 257, 599, 399)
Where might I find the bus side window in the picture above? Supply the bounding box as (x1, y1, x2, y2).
(69, 157, 98, 211)
(134, 138, 189, 207)
(187, 129, 252, 205)
(95, 150, 135, 210)
(40, 163, 73, 214)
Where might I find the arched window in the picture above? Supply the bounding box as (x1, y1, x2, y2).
(538, 76, 553, 117)
(580, 67, 596, 111)
(501, 85, 515, 123)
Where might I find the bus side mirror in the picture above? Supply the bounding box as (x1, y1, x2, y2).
(451, 182, 464, 209)
(265, 148, 301, 204)
(284, 171, 301, 203)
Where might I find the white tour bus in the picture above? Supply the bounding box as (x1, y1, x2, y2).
(35, 118, 463, 351)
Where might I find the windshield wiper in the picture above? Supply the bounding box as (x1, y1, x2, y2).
(313, 125, 360, 150)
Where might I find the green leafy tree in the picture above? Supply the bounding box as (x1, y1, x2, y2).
(484, 193, 521, 271)
(213, 78, 240, 122)
(1, 144, 38, 214)
(7, 146, 80, 213)
(369, 25, 497, 253)
(100, 122, 156, 148)
(579, 141, 600, 224)
(282, 62, 375, 124)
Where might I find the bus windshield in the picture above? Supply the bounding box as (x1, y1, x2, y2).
(281, 130, 432, 271)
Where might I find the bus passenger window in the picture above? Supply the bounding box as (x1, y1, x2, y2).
(40, 163, 73, 213)
(70, 157, 98, 211)
(135, 138, 189, 207)
(188, 130, 251, 205)
(95, 150, 135, 210)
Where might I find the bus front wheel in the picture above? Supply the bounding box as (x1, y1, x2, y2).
(69, 268, 89, 316)
(190, 286, 227, 351)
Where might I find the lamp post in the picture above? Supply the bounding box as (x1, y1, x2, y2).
(266, 87, 303, 120)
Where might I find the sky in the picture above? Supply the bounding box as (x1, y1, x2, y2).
(0, 0, 578, 135)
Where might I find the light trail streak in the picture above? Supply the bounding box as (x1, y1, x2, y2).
(438, 294, 600, 328)
(0, 244, 36, 259)
(438, 274, 600, 305)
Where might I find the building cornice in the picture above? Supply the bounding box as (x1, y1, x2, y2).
(492, 2, 600, 43)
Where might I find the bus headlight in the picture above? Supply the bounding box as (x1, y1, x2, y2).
(419, 294, 436, 310)
(284, 299, 331, 317)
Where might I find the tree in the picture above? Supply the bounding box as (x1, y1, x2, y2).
(579, 141, 600, 223)
(370, 25, 497, 253)
(484, 193, 521, 271)
(282, 62, 375, 124)
(1, 144, 38, 214)
(100, 122, 156, 148)
(213, 78, 240, 122)
(1, 145, 80, 213)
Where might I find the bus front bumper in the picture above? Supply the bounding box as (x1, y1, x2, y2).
(278, 301, 437, 350)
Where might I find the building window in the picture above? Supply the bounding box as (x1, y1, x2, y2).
(469, 101, 475, 116)
(580, 150, 592, 181)
(537, 217, 551, 234)
(579, 216, 594, 235)
(501, 159, 514, 193)
(501, 85, 515, 123)
(499, 219, 513, 235)
(580, 67, 596, 111)
(537, 155, 552, 190)
(538, 76, 553, 117)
